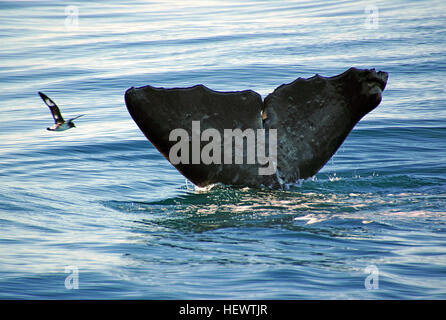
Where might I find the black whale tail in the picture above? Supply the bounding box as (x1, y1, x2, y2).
(125, 68, 388, 188)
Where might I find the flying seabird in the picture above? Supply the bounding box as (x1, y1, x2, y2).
(38, 92, 84, 131)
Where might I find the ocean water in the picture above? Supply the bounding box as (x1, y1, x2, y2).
(1, 0, 445, 299)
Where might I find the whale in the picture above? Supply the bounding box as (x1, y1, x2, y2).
(124, 67, 388, 188)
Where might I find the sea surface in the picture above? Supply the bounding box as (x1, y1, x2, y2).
(1, 0, 445, 299)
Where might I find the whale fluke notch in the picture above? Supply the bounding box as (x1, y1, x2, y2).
(124, 67, 388, 188)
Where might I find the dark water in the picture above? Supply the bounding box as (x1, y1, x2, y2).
(1, 0, 445, 299)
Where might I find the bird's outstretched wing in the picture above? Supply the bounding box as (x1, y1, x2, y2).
(68, 114, 84, 122)
(38, 92, 65, 124)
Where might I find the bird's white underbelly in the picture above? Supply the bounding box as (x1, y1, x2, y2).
(49, 123, 70, 131)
